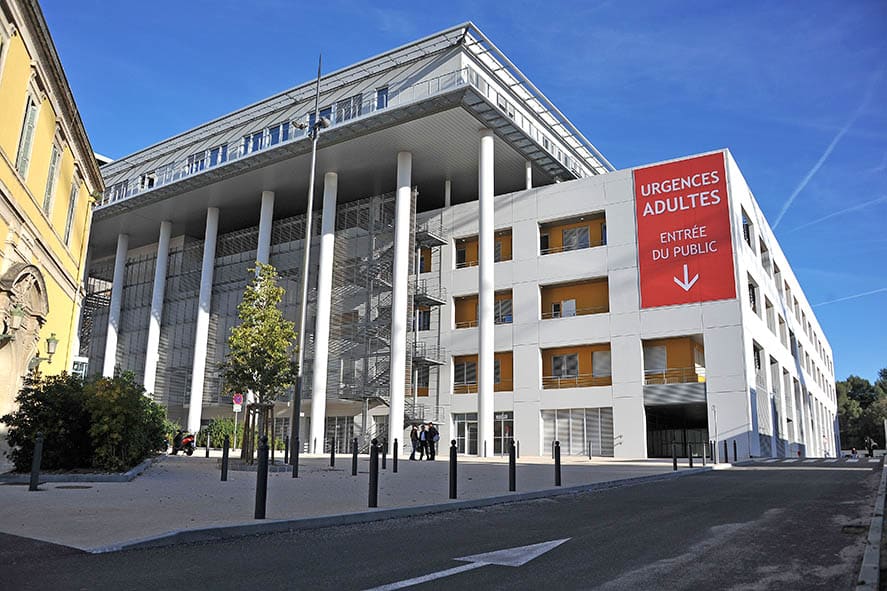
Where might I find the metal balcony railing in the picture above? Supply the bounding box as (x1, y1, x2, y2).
(453, 379, 514, 394)
(454, 315, 513, 329)
(542, 374, 612, 389)
(413, 341, 447, 365)
(643, 368, 706, 385)
(416, 216, 447, 248)
(99, 62, 601, 209)
(540, 305, 608, 320)
(540, 239, 606, 256)
(412, 278, 446, 307)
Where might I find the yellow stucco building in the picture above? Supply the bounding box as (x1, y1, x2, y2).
(0, 0, 103, 452)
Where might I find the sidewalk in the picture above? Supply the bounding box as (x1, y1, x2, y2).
(0, 453, 712, 552)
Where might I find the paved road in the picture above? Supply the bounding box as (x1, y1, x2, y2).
(3, 461, 880, 590)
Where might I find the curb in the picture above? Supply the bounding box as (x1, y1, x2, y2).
(0, 456, 156, 484)
(88, 466, 713, 554)
(857, 464, 886, 589)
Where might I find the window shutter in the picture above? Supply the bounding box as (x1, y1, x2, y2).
(643, 345, 667, 372)
(566, 354, 579, 377)
(552, 355, 564, 376)
(494, 359, 500, 384)
(466, 361, 477, 384)
(43, 146, 61, 213)
(592, 351, 611, 377)
(454, 362, 465, 384)
(562, 299, 576, 317)
(16, 99, 39, 175)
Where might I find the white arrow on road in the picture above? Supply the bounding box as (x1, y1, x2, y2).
(364, 538, 571, 591)
(673, 264, 699, 292)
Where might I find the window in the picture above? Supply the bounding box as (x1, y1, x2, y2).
(747, 278, 758, 315)
(540, 233, 550, 253)
(416, 365, 430, 389)
(43, 145, 61, 214)
(741, 209, 753, 247)
(110, 181, 128, 202)
(455, 246, 467, 267)
(494, 359, 501, 384)
(563, 227, 590, 251)
(551, 302, 561, 318)
(209, 144, 228, 167)
(494, 240, 502, 262)
(139, 173, 156, 190)
(416, 308, 431, 331)
(454, 360, 477, 386)
(376, 87, 388, 109)
(552, 354, 579, 378)
(601, 223, 607, 246)
(494, 297, 513, 324)
(188, 151, 207, 174)
(561, 299, 577, 318)
(335, 94, 362, 123)
(63, 179, 78, 244)
(592, 351, 611, 378)
(16, 96, 39, 177)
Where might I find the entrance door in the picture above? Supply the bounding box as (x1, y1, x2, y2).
(454, 413, 478, 454)
(493, 412, 514, 454)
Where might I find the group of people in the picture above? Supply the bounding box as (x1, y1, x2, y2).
(409, 423, 439, 460)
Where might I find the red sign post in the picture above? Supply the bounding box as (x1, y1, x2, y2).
(634, 152, 736, 309)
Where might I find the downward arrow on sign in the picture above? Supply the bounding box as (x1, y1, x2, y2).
(673, 264, 699, 292)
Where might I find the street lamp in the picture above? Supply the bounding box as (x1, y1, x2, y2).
(28, 333, 59, 371)
(290, 55, 329, 477)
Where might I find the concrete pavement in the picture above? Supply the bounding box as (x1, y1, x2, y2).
(0, 452, 704, 552)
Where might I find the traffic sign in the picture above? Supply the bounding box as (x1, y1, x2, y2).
(233, 393, 244, 405)
(634, 152, 736, 308)
(233, 403, 242, 413)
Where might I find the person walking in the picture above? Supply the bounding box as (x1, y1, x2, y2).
(426, 422, 439, 460)
(409, 425, 419, 460)
(418, 424, 428, 460)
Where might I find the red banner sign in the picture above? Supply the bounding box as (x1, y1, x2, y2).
(634, 152, 736, 308)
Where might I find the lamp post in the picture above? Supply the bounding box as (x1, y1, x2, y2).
(28, 333, 59, 371)
(289, 55, 329, 472)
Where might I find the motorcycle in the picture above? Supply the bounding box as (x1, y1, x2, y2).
(171, 432, 196, 456)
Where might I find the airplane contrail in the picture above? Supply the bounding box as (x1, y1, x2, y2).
(788, 195, 887, 233)
(771, 74, 880, 230)
(813, 287, 887, 308)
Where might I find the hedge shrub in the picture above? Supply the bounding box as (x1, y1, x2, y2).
(1, 372, 168, 473)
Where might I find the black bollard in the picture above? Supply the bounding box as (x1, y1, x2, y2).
(723, 440, 728, 464)
(733, 440, 738, 462)
(29, 432, 44, 492)
(221, 435, 230, 482)
(508, 439, 516, 492)
(313, 438, 317, 454)
(330, 437, 336, 467)
(254, 436, 269, 519)
(206, 432, 211, 458)
(449, 440, 457, 499)
(672, 442, 678, 471)
(368, 438, 379, 508)
(689, 443, 694, 468)
(554, 440, 562, 487)
(291, 437, 300, 478)
(284, 436, 289, 465)
(382, 443, 387, 470)
(352, 437, 358, 476)
(393, 438, 399, 473)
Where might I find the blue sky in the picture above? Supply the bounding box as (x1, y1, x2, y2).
(42, 1, 886, 381)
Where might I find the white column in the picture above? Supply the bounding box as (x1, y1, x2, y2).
(525, 161, 533, 190)
(388, 152, 411, 456)
(309, 173, 338, 453)
(444, 179, 452, 208)
(143, 221, 171, 394)
(478, 128, 495, 457)
(256, 190, 275, 266)
(103, 233, 128, 377)
(187, 207, 219, 433)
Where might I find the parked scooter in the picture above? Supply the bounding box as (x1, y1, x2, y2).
(171, 430, 196, 456)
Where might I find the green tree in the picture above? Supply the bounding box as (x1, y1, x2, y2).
(220, 263, 298, 405)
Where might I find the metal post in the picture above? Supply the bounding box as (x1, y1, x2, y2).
(382, 443, 387, 470)
(352, 437, 358, 476)
(508, 439, 516, 492)
(313, 438, 317, 454)
(702, 442, 707, 466)
(554, 440, 562, 487)
(205, 432, 210, 458)
(29, 432, 43, 492)
(330, 437, 335, 467)
(724, 440, 729, 464)
(284, 436, 289, 465)
(449, 440, 457, 499)
(588, 440, 592, 460)
(368, 438, 379, 508)
(733, 439, 738, 462)
(393, 438, 399, 473)
(672, 442, 678, 471)
(254, 436, 269, 519)
(516, 440, 520, 459)
(484, 440, 487, 459)
(292, 437, 300, 478)
(221, 435, 230, 482)
(689, 443, 694, 468)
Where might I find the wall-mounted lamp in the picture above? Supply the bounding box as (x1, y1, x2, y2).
(0, 305, 26, 343)
(28, 333, 59, 370)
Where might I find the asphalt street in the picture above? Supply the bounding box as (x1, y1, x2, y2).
(3, 461, 880, 590)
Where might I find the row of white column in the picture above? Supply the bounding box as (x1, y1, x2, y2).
(101, 128, 527, 455)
